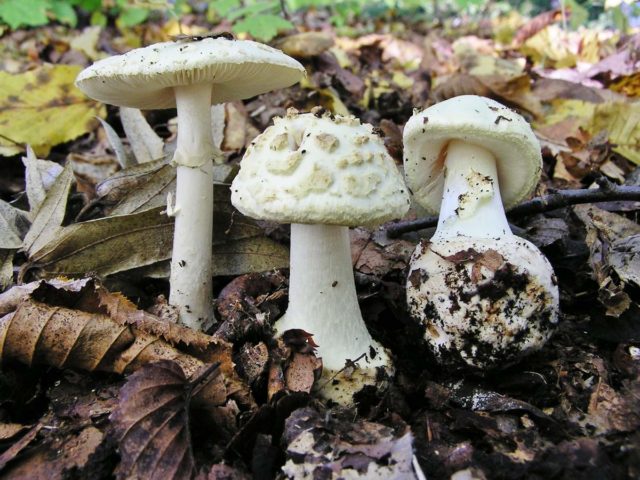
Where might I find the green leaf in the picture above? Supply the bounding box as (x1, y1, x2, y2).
(232, 14, 293, 42)
(565, 0, 588, 30)
(226, 1, 277, 21)
(49, 0, 77, 26)
(0, 0, 49, 29)
(117, 6, 149, 27)
(209, 0, 241, 17)
(90, 10, 106, 26)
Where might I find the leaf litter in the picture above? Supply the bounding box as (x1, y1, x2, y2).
(0, 4, 639, 479)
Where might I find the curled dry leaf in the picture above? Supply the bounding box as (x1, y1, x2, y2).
(0, 300, 202, 377)
(111, 361, 221, 480)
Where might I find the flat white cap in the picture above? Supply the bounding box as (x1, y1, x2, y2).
(403, 95, 542, 214)
(75, 38, 305, 109)
(231, 109, 410, 226)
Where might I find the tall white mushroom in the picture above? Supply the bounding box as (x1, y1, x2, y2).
(75, 38, 304, 330)
(231, 108, 410, 404)
(403, 95, 559, 369)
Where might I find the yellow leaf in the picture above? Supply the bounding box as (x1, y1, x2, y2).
(0, 65, 105, 157)
(589, 102, 640, 165)
(610, 72, 640, 97)
(535, 99, 640, 165)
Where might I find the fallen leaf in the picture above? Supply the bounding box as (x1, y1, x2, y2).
(276, 31, 334, 59)
(22, 147, 47, 216)
(0, 65, 105, 156)
(120, 107, 165, 164)
(21, 162, 74, 256)
(1, 297, 207, 375)
(0, 250, 13, 290)
(0, 426, 105, 479)
(98, 117, 134, 168)
(284, 352, 321, 394)
(25, 206, 173, 279)
(0, 200, 28, 249)
(0, 424, 42, 472)
(69, 26, 102, 60)
(111, 360, 221, 480)
(513, 9, 561, 46)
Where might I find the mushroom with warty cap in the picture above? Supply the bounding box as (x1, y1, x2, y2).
(231, 108, 410, 405)
(75, 37, 305, 330)
(403, 95, 559, 369)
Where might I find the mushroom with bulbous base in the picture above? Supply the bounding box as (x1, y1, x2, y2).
(403, 95, 559, 369)
(231, 108, 410, 404)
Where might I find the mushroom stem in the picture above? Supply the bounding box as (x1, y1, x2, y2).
(169, 83, 216, 330)
(434, 140, 512, 241)
(276, 224, 380, 372)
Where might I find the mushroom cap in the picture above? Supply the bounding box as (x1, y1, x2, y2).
(231, 109, 410, 227)
(406, 236, 559, 369)
(403, 95, 542, 214)
(75, 38, 305, 109)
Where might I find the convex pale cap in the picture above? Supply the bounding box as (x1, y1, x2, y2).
(231, 109, 410, 226)
(75, 37, 305, 109)
(403, 95, 542, 214)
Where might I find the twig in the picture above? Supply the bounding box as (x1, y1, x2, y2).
(280, 0, 290, 20)
(387, 181, 640, 238)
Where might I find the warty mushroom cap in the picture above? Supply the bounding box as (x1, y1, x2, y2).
(403, 95, 542, 215)
(75, 37, 305, 109)
(231, 109, 410, 226)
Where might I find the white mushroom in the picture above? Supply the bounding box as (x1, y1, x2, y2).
(231, 108, 410, 404)
(403, 95, 559, 369)
(76, 38, 304, 330)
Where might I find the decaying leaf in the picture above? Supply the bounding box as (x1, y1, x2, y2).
(25, 206, 174, 279)
(0, 300, 201, 376)
(21, 162, 74, 257)
(0, 200, 28, 250)
(21, 146, 63, 216)
(0, 277, 255, 410)
(0, 424, 42, 472)
(98, 117, 134, 169)
(281, 407, 417, 479)
(0, 64, 105, 156)
(0, 424, 106, 479)
(120, 107, 165, 164)
(574, 205, 640, 316)
(112, 361, 220, 480)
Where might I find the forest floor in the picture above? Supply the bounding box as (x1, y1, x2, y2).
(0, 5, 639, 480)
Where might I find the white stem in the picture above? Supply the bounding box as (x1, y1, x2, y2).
(433, 140, 512, 241)
(276, 224, 377, 371)
(169, 83, 215, 330)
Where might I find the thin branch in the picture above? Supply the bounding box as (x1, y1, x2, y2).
(386, 181, 640, 238)
(280, 0, 290, 20)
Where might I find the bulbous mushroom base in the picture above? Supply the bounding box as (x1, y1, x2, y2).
(314, 340, 394, 406)
(406, 236, 559, 369)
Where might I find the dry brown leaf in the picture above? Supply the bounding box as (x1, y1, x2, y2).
(0, 424, 42, 472)
(284, 352, 322, 394)
(0, 300, 203, 376)
(513, 9, 561, 47)
(111, 360, 221, 480)
(0, 424, 31, 442)
(276, 31, 334, 58)
(0, 425, 104, 479)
